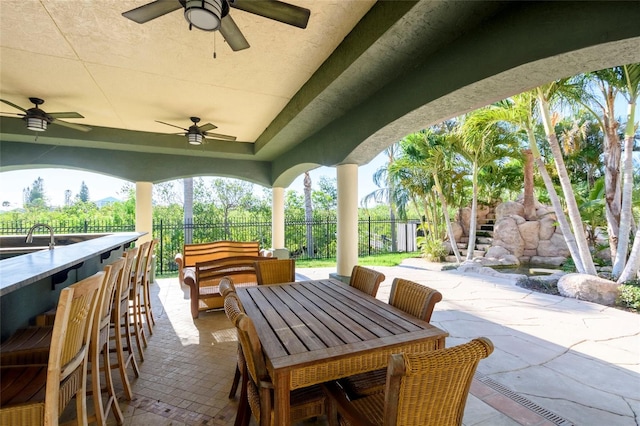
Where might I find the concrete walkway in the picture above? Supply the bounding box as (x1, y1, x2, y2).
(299, 259, 640, 426)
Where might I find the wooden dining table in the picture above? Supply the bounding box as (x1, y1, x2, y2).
(235, 278, 449, 425)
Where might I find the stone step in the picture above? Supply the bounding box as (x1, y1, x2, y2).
(476, 230, 494, 237)
(475, 243, 491, 251)
(459, 249, 486, 258)
(479, 224, 494, 231)
(476, 236, 493, 244)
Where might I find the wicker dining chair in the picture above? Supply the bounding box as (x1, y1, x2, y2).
(337, 278, 444, 398)
(323, 337, 494, 426)
(0, 271, 103, 426)
(235, 313, 326, 426)
(222, 287, 248, 419)
(349, 265, 385, 297)
(254, 258, 295, 285)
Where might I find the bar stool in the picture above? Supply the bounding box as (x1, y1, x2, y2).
(140, 238, 158, 336)
(110, 246, 141, 400)
(129, 241, 150, 362)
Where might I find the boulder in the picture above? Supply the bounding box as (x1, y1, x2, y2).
(450, 222, 464, 242)
(530, 256, 566, 267)
(519, 221, 540, 249)
(539, 217, 557, 240)
(496, 201, 524, 219)
(557, 273, 621, 306)
(493, 217, 525, 257)
(485, 245, 510, 259)
(537, 233, 570, 257)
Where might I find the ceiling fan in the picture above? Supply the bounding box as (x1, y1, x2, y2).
(0, 97, 91, 133)
(122, 0, 310, 52)
(157, 116, 237, 144)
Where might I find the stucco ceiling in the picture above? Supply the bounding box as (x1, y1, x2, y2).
(1, 1, 640, 188)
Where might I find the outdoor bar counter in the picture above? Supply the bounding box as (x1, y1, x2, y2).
(0, 232, 143, 341)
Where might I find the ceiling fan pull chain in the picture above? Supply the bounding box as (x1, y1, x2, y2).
(213, 32, 217, 59)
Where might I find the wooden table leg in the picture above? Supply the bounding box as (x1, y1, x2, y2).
(273, 371, 291, 426)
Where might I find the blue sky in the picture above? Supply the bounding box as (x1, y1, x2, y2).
(0, 153, 387, 209)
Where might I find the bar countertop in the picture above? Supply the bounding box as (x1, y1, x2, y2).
(0, 232, 143, 296)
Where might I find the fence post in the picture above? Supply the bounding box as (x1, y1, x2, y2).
(159, 219, 164, 275)
(84, 220, 88, 233)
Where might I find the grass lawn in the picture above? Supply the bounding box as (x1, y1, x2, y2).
(295, 252, 421, 268)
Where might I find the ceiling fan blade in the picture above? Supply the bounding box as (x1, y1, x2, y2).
(198, 122, 218, 132)
(229, 0, 310, 29)
(48, 112, 84, 119)
(122, 0, 183, 24)
(52, 118, 92, 132)
(1, 99, 27, 113)
(204, 132, 237, 141)
(219, 15, 250, 51)
(156, 120, 188, 131)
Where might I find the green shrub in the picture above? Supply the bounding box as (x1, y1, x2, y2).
(617, 280, 640, 312)
(418, 237, 447, 262)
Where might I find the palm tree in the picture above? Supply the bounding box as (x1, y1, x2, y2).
(303, 172, 314, 257)
(615, 63, 640, 280)
(471, 94, 587, 273)
(458, 108, 521, 261)
(537, 83, 597, 275)
(184, 177, 194, 244)
(362, 144, 409, 252)
(394, 130, 463, 263)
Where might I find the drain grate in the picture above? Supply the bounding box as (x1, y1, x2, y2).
(477, 375, 575, 425)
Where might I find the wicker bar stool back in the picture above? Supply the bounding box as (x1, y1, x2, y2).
(254, 258, 295, 285)
(323, 338, 494, 426)
(349, 266, 385, 297)
(0, 272, 103, 425)
(110, 246, 140, 401)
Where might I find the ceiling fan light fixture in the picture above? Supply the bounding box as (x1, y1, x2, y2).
(184, 0, 223, 31)
(187, 132, 203, 145)
(26, 117, 47, 132)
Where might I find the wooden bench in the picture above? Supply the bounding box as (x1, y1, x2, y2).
(175, 241, 273, 318)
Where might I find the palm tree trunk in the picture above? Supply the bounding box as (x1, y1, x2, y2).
(303, 172, 314, 257)
(434, 174, 462, 263)
(526, 128, 586, 274)
(612, 100, 637, 277)
(537, 88, 597, 275)
(522, 149, 536, 220)
(618, 228, 640, 283)
(466, 160, 479, 261)
(183, 177, 194, 244)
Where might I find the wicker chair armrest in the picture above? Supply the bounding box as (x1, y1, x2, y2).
(175, 252, 185, 284)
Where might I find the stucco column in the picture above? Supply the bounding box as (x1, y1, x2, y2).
(135, 181, 153, 243)
(271, 186, 288, 258)
(336, 164, 358, 277)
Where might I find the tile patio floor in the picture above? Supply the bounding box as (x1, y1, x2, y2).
(103, 259, 639, 426)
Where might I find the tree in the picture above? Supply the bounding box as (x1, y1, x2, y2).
(537, 83, 597, 275)
(64, 190, 72, 206)
(312, 176, 338, 213)
(476, 94, 587, 273)
(615, 63, 640, 280)
(210, 178, 254, 238)
(459, 108, 521, 261)
(184, 178, 194, 244)
(77, 181, 90, 202)
(24, 177, 48, 209)
(361, 144, 405, 252)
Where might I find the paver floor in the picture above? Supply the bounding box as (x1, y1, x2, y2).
(100, 259, 639, 425)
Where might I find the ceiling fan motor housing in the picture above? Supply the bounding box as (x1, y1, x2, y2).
(184, 0, 227, 31)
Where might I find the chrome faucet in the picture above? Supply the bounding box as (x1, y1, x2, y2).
(26, 223, 55, 250)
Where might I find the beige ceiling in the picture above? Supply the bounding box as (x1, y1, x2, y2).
(2, 1, 640, 187)
(0, 0, 374, 142)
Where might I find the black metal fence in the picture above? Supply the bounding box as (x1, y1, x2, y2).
(1, 218, 419, 275)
